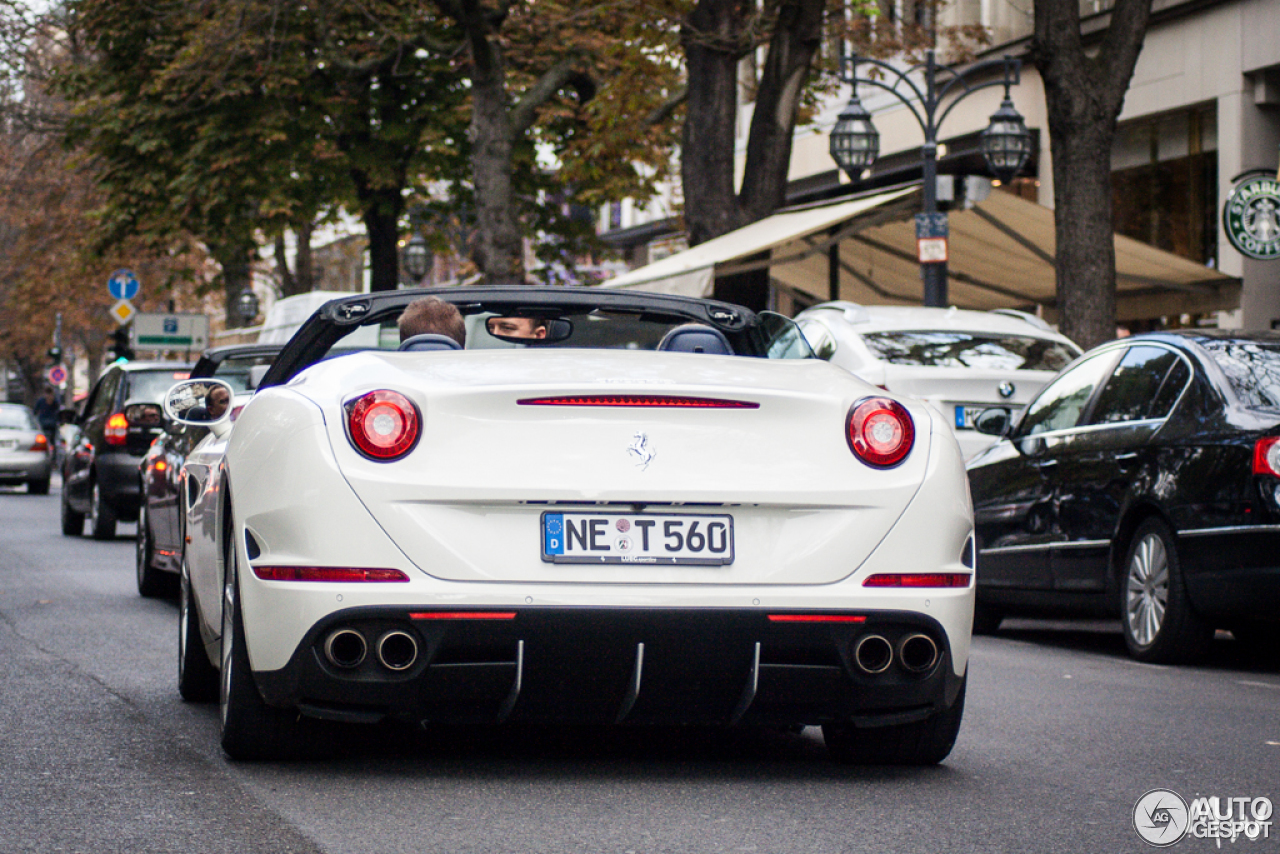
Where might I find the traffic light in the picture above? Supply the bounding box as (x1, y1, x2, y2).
(109, 326, 134, 362)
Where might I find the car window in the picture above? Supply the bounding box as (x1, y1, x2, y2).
(124, 369, 192, 404)
(1199, 340, 1280, 409)
(757, 312, 814, 360)
(88, 369, 121, 419)
(0, 406, 38, 430)
(798, 320, 837, 361)
(860, 331, 1077, 371)
(1087, 346, 1182, 425)
(1019, 351, 1120, 435)
(1148, 357, 1191, 418)
(210, 355, 278, 393)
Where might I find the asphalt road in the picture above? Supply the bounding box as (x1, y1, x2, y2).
(1, 483, 1277, 854)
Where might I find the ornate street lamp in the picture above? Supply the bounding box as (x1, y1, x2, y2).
(829, 48, 1031, 306)
(235, 287, 259, 325)
(404, 234, 429, 282)
(829, 93, 880, 176)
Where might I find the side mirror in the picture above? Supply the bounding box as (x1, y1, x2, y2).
(484, 315, 572, 344)
(163, 378, 234, 431)
(973, 407, 1012, 437)
(123, 402, 165, 429)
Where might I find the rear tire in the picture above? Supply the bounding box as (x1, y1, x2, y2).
(60, 492, 84, 536)
(822, 678, 966, 765)
(1122, 518, 1212, 664)
(178, 560, 219, 702)
(219, 530, 305, 760)
(27, 477, 50, 495)
(136, 503, 175, 598)
(89, 481, 117, 540)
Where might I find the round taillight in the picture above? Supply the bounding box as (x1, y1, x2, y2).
(846, 396, 914, 467)
(346, 390, 420, 460)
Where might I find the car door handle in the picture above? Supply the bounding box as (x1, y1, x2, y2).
(1114, 451, 1139, 461)
(1032, 458, 1058, 470)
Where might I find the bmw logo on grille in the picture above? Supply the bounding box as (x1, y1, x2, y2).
(998, 381, 1016, 399)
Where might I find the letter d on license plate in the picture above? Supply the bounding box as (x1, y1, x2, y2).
(542, 511, 734, 565)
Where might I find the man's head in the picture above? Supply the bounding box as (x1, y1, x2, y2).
(488, 316, 547, 340)
(42, 386, 55, 398)
(205, 386, 231, 420)
(399, 297, 466, 347)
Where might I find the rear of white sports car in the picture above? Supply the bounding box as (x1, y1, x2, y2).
(221, 347, 974, 763)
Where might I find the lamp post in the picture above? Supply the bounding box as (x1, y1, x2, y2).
(829, 48, 1032, 307)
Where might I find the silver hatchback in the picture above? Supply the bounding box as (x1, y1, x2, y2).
(0, 403, 54, 494)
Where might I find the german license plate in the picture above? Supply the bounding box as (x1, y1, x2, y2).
(955, 405, 985, 430)
(542, 511, 734, 565)
(0, 439, 17, 450)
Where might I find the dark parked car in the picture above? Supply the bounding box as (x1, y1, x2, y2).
(967, 330, 1280, 663)
(0, 403, 54, 493)
(62, 361, 192, 540)
(136, 344, 280, 596)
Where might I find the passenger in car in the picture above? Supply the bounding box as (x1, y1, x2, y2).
(398, 297, 466, 347)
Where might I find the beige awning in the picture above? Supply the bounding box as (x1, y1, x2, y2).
(605, 186, 1240, 323)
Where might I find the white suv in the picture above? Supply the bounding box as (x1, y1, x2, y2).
(795, 303, 1082, 459)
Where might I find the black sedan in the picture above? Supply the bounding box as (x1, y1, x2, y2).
(966, 330, 1280, 663)
(135, 344, 281, 597)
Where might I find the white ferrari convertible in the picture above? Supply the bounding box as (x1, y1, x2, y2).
(169, 287, 975, 763)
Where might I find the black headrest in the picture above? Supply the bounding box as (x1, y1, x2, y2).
(398, 333, 463, 352)
(657, 325, 733, 355)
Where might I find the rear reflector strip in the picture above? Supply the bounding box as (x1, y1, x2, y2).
(767, 614, 868, 623)
(409, 611, 518, 621)
(863, 573, 972, 588)
(252, 566, 409, 583)
(517, 395, 759, 409)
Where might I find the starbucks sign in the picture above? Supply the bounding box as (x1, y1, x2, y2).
(1224, 176, 1280, 260)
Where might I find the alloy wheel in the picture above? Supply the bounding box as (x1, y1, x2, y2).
(1126, 532, 1169, 647)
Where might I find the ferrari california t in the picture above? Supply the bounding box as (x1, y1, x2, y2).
(169, 287, 974, 764)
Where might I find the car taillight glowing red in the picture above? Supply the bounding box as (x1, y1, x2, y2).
(863, 573, 972, 588)
(846, 397, 914, 467)
(346, 390, 420, 460)
(1254, 437, 1280, 476)
(252, 566, 409, 582)
(104, 412, 129, 446)
(31, 433, 49, 452)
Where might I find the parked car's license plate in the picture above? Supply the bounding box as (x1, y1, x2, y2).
(542, 511, 734, 565)
(0, 439, 17, 450)
(955, 405, 986, 429)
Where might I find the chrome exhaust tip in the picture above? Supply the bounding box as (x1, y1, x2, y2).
(376, 630, 419, 672)
(898, 633, 939, 673)
(853, 634, 893, 674)
(324, 628, 368, 669)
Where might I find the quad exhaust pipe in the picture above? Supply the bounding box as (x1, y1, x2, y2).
(323, 627, 421, 672)
(376, 630, 419, 671)
(324, 629, 368, 669)
(898, 633, 939, 673)
(852, 632, 939, 675)
(853, 634, 893, 674)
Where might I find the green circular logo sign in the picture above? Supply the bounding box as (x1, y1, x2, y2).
(1224, 176, 1280, 260)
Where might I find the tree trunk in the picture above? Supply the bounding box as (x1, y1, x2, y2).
(361, 191, 403, 292)
(210, 239, 255, 328)
(739, 0, 825, 223)
(681, 0, 750, 248)
(294, 219, 314, 292)
(1033, 0, 1153, 350)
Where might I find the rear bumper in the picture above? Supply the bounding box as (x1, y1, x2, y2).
(93, 451, 145, 518)
(0, 452, 51, 482)
(254, 607, 964, 729)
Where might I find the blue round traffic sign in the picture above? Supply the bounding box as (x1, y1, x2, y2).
(47, 365, 67, 386)
(108, 269, 140, 301)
